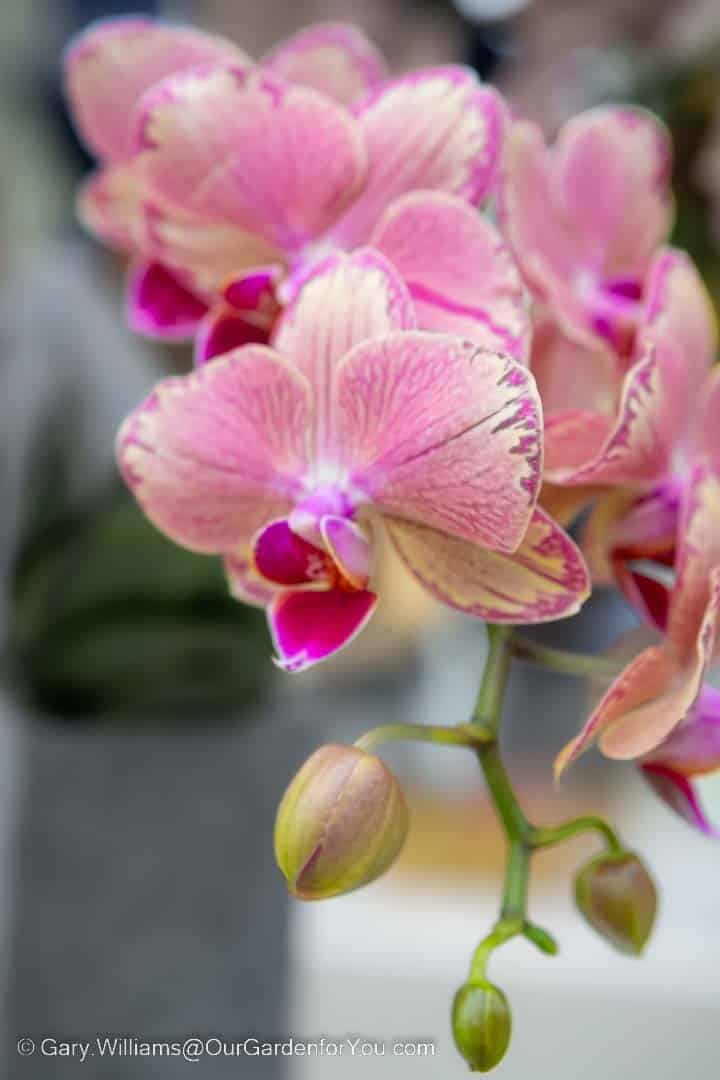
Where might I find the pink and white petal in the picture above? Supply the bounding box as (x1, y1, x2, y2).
(581, 490, 639, 586)
(140, 201, 284, 296)
(252, 518, 330, 587)
(667, 466, 720, 659)
(269, 587, 378, 672)
(554, 107, 673, 276)
(555, 645, 672, 776)
(642, 248, 717, 395)
(544, 345, 677, 487)
(320, 515, 373, 589)
(645, 684, 720, 777)
(263, 22, 386, 106)
(224, 552, 277, 609)
(642, 764, 720, 838)
(64, 16, 243, 161)
(195, 306, 271, 365)
(558, 568, 720, 773)
(334, 332, 541, 551)
(371, 191, 529, 358)
(543, 412, 614, 476)
(77, 164, 142, 251)
(695, 367, 720, 470)
(272, 249, 415, 456)
(530, 313, 620, 417)
(116, 346, 310, 553)
(500, 121, 589, 323)
(386, 507, 589, 623)
(135, 65, 366, 251)
(332, 68, 507, 246)
(128, 260, 208, 341)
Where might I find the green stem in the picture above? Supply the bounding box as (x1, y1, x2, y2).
(354, 722, 482, 754)
(510, 636, 623, 680)
(532, 815, 621, 853)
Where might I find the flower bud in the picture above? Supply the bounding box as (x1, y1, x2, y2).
(574, 851, 657, 955)
(452, 981, 511, 1072)
(274, 744, 408, 900)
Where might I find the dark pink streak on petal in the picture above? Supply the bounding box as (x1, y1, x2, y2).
(196, 308, 270, 365)
(223, 267, 279, 311)
(128, 260, 208, 340)
(269, 587, 378, 672)
(642, 764, 719, 838)
(254, 519, 330, 587)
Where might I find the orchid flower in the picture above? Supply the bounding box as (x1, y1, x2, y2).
(556, 460, 720, 776)
(117, 253, 588, 672)
(64, 18, 520, 364)
(523, 247, 715, 627)
(501, 106, 673, 355)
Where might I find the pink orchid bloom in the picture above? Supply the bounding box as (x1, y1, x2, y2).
(556, 461, 720, 778)
(574, 256, 718, 629)
(116, 253, 589, 672)
(501, 106, 673, 355)
(527, 249, 716, 615)
(642, 684, 720, 837)
(64, 19, 520, 365)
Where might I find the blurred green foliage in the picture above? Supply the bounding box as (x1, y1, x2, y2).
(7, 449, 272, 722)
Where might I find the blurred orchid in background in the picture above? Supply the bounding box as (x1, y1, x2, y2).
(64, 17, 518, 364)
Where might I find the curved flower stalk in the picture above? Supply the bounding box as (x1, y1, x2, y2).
(64, 18, 518, 364)
(117, 253, 588, 671)
(501, 106, 673, 354)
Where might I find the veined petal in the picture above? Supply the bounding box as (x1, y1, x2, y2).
(332, 67, 507, 246)
(272, 250, 415, 457)
(135, 64, 367, 252)
(333, 332, 541, 552)
(554, 107, 672, 278)
(263, 22, 386, 106)
(371, 191, 529, 359)
(140, 201, 284, 296)
(556, 567, 720, 772)
(269, 587, 378, 672)
(116, 347, 310, 553)
(501, 110, 672, 342)
(128, 260, 208, 340)
(646, 685, 720, 777)
(195, 306, 271, 365)
(667, 464, 720, 659)
(530, 313, 619, 418)
(64, 16, 243, 161)
(543, 412, 614, 476)
(386, 507, 589, 623)
(642, 764, 720, 838)
(544, 345, 674, 487)
(77, 164, 142, 251)
(642, 248, 717, 397)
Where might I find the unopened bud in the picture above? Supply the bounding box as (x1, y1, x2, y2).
(575, 851, 657, 955)
(452, 981, 511, 1072)
(274, 744, 408, 900)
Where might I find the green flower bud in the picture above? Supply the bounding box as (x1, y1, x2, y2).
(575, 851, 657, 955)
(452, 981, 511, 1072)
(274, 744, 408, 901)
